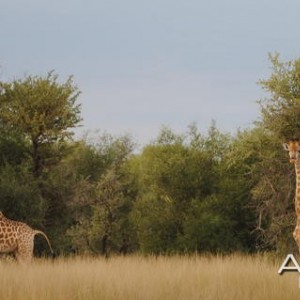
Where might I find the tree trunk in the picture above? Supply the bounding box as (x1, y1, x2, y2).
(32, 138, 41, 177)
(101, 234, 109, 258)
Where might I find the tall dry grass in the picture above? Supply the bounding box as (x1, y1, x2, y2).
(0, 254, 298, 300)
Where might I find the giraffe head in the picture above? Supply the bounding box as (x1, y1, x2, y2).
(283, 139, 300, 163)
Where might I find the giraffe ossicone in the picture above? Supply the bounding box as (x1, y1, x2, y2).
(0, 211, 53, 263)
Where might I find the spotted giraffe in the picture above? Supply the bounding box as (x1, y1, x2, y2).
(283, 139, 300, 253)
(0, 211, 53, 263)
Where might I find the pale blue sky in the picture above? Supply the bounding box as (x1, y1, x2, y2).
(1, 0, 300, 145)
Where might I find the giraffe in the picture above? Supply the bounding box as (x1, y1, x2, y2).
(0, 211, 53, 263)
(283, 139, 300, 253)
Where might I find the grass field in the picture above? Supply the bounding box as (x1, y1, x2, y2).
(0, 254, 299, 300)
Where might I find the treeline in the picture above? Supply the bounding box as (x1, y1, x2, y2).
(0, 54, 300, 256)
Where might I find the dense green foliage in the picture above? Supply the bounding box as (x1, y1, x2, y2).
(0, 55, 299, 256)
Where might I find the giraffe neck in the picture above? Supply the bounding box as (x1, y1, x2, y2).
(295, 160, 300, 218)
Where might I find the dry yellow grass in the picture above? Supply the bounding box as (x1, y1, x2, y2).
(0, 254, 299, 300)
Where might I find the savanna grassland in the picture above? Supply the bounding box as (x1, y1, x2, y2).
(0, 254, 298, 300)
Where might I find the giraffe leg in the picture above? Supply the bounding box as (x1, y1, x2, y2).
(16, 237, 34, 264)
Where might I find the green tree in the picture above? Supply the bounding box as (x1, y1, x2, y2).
(181, 125, 256, 253)
(66, 134, 137, 256)
(259, 53, 300, 139)
(0, 72, 81, 176)
(0, 72, 82, 255)
(131, 126, 234, 253)
(250, 54, 300, 253)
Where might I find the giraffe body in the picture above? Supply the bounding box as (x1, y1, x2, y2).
(0, 211, 53, 263)
(283, 140, 300, 253)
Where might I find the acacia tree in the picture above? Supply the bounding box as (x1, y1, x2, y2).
(0, 72, 81, 176)
(0, 72, 82, 254)
(248, 54, 300, 253)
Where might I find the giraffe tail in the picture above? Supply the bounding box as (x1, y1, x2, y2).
(34, 230, 53, 254)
